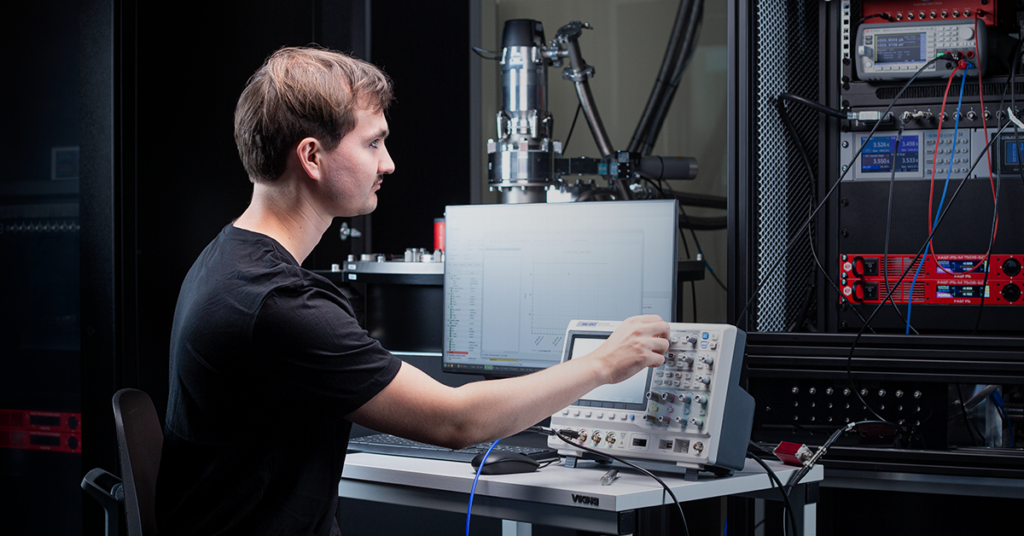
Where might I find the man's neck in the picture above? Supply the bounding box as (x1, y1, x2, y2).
(233, 180, 331, 264)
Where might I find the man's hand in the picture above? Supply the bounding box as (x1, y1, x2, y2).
(589, 315, 670, 385)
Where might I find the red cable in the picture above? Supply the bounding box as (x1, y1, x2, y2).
(927, 64, 961, 273)
(931, 18, 999, 276)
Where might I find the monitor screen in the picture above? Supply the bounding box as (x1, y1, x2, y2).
(567, 333, 650, 410)
(442, 200, 678, 377)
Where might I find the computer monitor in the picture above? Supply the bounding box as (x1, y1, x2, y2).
(442, 200, 678, 377)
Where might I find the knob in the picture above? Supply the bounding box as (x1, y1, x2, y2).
(1002, 283, 1021, 303)
(685, 336, 698, 347)
(660, 392, 675, 403)
(695, 375, 711, 385)
(67, 416, 79, 430)
(689, 417, 705, 427)
(967, 110, 977, 120)
(679, 393, 692, 404)
(646, 391, 659, 400)
(1003, 258, 1022, 277)
(699, 355, 714, 366)
(674, 416, 685, 424)
(693, 394, 707, 405)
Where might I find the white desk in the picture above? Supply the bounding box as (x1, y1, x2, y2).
(340, 453, 824, 535)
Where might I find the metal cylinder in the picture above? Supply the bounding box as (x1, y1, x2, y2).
(489, 19, 559, 204)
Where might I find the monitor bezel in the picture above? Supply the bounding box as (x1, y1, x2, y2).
(440, 200, 678, 378)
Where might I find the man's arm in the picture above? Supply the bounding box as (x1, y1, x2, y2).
(346, 315, 670, 449)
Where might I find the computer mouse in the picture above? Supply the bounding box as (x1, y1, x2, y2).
(470, 450, 541, 475)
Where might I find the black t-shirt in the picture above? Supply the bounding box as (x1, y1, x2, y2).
(157, 224, 401, 535)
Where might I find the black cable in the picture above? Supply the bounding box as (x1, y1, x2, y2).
(781, 420, 897, 495)
(844, 121, 1012, 423)
(471, 46, 500, 60)
(773, 95, 874, 331)
(552, 430, 690, 536)
(972, 156, 1001, 334)
(881, 120, 919, 334)
(562, 103, 583, 154)
(652, 179, 728, 293)
(736, 56, 945, 328)
(975, 36, 1023, 333)
(777, 92, 847, 119)
(854, 13, 893, 28)
(747, 451, 798, 536)
(678, 200, 728, 292)
(955, 383, 985, 446)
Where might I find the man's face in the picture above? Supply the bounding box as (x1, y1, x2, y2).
(318, 105, 395, 217)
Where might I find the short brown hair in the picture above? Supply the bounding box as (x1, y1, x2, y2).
(234, 46, 393, 183)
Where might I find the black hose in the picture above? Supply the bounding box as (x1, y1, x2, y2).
(670, 191, 727, 209)
(628, 0, 692, 153)
(678, 215, 726, 231)
(777, 92, 847, 119)
(642, 0, 704, 155)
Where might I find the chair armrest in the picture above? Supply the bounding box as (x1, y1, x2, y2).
(81, 467, 123, 536)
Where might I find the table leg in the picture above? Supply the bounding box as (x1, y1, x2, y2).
(502, 519, 533, 536)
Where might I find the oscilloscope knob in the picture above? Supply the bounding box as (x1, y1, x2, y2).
(693, 394, 707, 405)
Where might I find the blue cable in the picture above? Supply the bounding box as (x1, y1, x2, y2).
(907, 67, 969, 333)
(465, 438, 502, 536)
(991, 391, 1014, 448)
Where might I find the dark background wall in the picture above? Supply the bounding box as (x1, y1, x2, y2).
(0, 1, 473, 534)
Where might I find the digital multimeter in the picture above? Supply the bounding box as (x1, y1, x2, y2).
(855, 19, 986, 81)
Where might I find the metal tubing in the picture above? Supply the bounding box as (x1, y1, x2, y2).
(566, 40, 615, 158)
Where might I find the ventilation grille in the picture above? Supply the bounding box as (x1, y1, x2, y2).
(752, 0, 820, 331)
(878, 256, 926, 303)
(876, 82, 1024, 101)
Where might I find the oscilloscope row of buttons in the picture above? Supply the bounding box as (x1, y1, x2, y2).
(557, 426, 705, 457)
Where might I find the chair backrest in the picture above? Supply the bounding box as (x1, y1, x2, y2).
(113, 388, 163, 536)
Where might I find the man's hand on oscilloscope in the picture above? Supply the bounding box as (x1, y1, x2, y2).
(593, 315, 670, 385)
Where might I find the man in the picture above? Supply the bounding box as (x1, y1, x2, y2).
(157, 46, 670, 535)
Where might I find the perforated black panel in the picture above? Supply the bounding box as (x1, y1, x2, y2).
(751, 0, 820, 331)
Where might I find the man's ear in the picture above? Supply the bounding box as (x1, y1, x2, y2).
(295, 137, 324, 181)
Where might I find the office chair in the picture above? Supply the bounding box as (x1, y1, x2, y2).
(81, 388, 163, 536)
